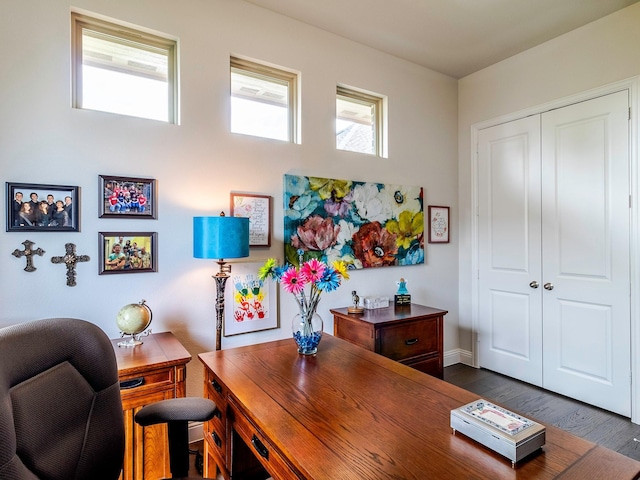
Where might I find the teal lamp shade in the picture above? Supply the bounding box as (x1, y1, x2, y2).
(193, 216, 250, 259)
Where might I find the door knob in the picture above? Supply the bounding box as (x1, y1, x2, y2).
(543, 283, 554, 290)
(529, 281, 539, 289)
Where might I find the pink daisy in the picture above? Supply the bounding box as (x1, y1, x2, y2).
(300, 258, 326, 283)
(280, 266, 307, 295)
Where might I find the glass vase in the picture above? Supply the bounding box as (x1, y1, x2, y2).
(292, 311, 323, 355)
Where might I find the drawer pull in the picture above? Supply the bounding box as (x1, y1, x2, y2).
(211, 379, 222, 394)
(213, 409, 222, 419)
(405, 338, 419, 346)
(119, 377, 144, 389)
(251, 434, 269, 460)
(212, 431, 222, 448)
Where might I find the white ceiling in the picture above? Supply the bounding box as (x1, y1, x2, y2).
(244, 0, 639, 78)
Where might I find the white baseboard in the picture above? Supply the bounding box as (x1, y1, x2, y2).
(444, 348, 474, 367)
(189, 421, 204, 443)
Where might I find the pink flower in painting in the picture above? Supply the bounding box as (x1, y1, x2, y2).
(280, 266, 307, 295)
(300, 258, 326, 283)
(291, 215, 340, 252)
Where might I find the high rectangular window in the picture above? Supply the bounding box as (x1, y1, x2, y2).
(71, 12, 178, 123)
(231, 57, 298, 142)
(336, 86, 385, 156)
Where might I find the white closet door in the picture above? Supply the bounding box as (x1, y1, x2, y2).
(541, 91, 630, 416)
(478, 115, 543, 386)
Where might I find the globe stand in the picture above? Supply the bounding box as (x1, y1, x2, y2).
(116, 299, 153, 348)
(118, 329, 152, 348)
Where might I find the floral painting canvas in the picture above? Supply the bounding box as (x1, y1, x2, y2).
(284, 174, 424, 269)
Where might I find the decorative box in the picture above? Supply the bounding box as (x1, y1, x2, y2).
(362, 296, 389, 309)
(450, 399, 545, 467)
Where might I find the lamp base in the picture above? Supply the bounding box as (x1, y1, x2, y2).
(213, 272, 230, 351)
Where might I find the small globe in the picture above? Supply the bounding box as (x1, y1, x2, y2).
(116, 300, 152, 336)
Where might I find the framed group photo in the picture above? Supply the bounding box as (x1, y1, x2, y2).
(98, 232, 157, 274)
(6, 182, 79, 232)
(224, 261, 279, 336)
(99, 175, 157, 219)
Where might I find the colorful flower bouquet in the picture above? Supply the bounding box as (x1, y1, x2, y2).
(258, 250, 349, 354)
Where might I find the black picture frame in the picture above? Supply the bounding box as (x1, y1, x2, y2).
(6, 182, 80, 232)
(98, 231, 157, 274)
(99, 175, 157, 219)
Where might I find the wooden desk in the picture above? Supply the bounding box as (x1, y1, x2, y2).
(332, 303, 447, 378)
(111, 332, 191, 480)
(199, 335, 640, 480)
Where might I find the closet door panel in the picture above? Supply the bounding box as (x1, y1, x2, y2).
(541, 90, 630, 416)
(477, 115, 543, 386)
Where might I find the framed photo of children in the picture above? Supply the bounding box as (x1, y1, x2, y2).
(6, 182, 79, 232)
(428, 205, 450, 243)
(98, 175, 157, 219)
(98, 232, 157, 275)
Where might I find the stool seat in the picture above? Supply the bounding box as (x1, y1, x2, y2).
(135, 397, 218, 479)
(135, 397, 217, 425)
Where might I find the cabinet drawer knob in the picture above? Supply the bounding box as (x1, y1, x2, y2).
(212, 431, 222, 448)
(213, 409, 222, 419)
(251, 434, 269, 460)
(119, 377, 144, 389)
(211, 379, 222, 393)
(405, 338, 419, 346)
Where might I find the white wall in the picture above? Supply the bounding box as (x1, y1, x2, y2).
(458, 4, 640, 354)
(0, 0, 459, 397)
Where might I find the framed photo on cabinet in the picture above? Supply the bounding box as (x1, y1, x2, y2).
(428, 206, 449, 243)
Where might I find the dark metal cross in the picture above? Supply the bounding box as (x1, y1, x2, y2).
(12, 240, 45, 272)
(51, 242, 90, 287)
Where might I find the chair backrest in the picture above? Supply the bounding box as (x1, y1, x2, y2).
(0, 318, 124, 480)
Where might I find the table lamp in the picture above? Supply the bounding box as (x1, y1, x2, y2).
(193, 213, 250, 350)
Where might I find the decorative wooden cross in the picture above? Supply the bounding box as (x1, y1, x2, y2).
(12, 240, 45, 272)
(51, 243, 90, 287)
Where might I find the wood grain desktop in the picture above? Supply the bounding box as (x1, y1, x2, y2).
(199, 335, 640, 479)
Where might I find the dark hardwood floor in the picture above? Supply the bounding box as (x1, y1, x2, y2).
(444, 363, 640, 461)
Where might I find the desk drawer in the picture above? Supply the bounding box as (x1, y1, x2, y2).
(205, 408, 226, 458)
(204, 371, 228, 465)
(379, 318, 439, 360)
(119, 367, 175, 408)
(231, 404, 297, 480)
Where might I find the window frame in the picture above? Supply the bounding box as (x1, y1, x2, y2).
(336, 85, 386, 157)
(230, 56, 299, 143)
(71, 11, 178, 123)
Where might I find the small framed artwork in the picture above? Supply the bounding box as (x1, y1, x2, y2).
(6, 182, 80, 232)
(224, 261, 279, 336)
(98, 232, 157, 274)
(230, 192, 271, 247)
(99, 175, 157, 219)
(428, 206, 450, 243)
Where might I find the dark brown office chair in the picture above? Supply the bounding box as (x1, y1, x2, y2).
(0, 318, 216, 480)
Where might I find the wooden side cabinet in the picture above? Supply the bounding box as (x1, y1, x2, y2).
(331, 304, 447, 379)
(111, 332, 191, 480)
